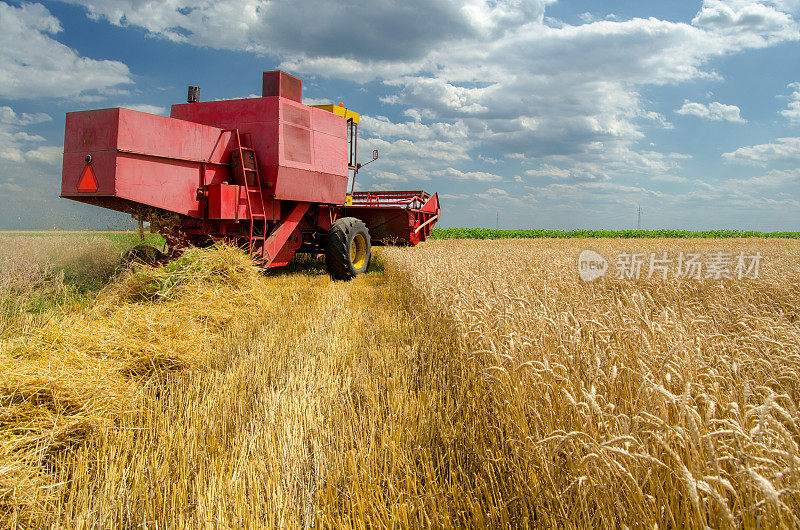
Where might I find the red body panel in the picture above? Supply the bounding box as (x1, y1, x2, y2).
(207, 184, 281, 221)
(263, 202, 309, 266)
(61, 108, 230, 217)
(262, 71, 302, 102)
(170, 96, 348, 205)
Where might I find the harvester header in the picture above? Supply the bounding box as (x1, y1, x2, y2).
(60, 71, 440, 279)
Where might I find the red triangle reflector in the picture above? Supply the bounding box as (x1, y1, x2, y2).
(77, 164, 99, 192)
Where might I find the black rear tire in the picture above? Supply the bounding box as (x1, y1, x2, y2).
(325, 217, 371, 280)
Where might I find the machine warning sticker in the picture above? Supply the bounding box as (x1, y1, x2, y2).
(77, 164, 99, 192)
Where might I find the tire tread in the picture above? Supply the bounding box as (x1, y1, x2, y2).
(325, 217, 370, 280)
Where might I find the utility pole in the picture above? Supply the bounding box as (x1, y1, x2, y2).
(496, 211, 499, 229)
(637, 205, 642, 230)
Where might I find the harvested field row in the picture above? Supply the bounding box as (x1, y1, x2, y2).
(1, 243, 489, 527)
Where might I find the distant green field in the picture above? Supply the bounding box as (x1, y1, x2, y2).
(0, 230, 165, 249)
(4, 228, 799, 244)
(431, 228, 800, 239)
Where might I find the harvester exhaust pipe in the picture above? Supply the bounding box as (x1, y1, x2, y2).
(187, 86, 200, 103)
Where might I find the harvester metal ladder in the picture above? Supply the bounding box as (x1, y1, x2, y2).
(228, 130, 268, 260)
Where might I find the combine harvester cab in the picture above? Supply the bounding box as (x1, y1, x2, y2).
(60, 71, 439, 279)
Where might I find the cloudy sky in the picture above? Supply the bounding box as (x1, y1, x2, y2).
(1, 0, 799, 230)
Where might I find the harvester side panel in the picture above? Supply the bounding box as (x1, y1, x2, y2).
(206, 184, 280, 221)
(62, 108, 231, 217)
(170, 97, 348, 205)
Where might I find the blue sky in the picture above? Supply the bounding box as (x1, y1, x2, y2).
(0, 0, 798, 230)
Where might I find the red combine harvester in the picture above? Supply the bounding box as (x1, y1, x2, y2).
(60, 71, 440, 279)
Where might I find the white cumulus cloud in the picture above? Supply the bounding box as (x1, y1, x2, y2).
(0, 2, 132, 100)
(693, 0, 800, 47)
(781, 82, 800, 124)
(0, 106, 51, 126)
(63, 0, 532, 61)
(722, 136, 800, 164)
(432, 168, 503, 182)
(0, 106, 60, 165)
(676, 100, 747, 122)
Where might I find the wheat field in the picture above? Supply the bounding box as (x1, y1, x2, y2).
(1, 235, 799, 527)
(383, 238, 800, 527)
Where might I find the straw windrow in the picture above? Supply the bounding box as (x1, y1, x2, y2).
(1, 244, 274, 525)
